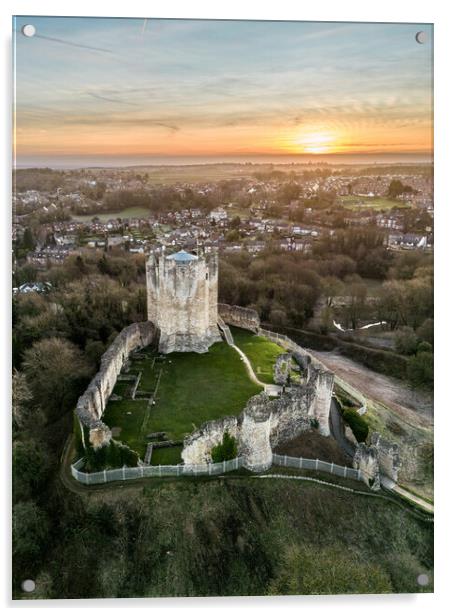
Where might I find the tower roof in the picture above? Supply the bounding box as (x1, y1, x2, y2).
(166, 249, 198, 262)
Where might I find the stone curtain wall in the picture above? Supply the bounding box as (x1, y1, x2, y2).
(218, 303, 260, 332)
(75, 321, 155, 448)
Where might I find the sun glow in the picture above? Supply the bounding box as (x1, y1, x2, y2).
(294, 130, 339, 154)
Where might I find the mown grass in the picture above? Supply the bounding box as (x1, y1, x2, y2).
(102, 399, 148, 457)
(340, 195, 410, 211)
(102, 341, 261, 457)
(230, 326, 285, 384)
(150, 446, 183, 466)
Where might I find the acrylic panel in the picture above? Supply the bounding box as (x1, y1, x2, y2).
(12, 16, 433, 600)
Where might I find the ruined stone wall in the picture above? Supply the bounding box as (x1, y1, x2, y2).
(182, 380, 319, 472)
(218, 303, 260, 332)
(353, 433, 401, 488)
(259, 328, 334, 437)
(353, 442, 381, 490)
(273, 353, 292, 385)
(147, 248, 221, 353)
(307, 366, 335, 437)
(75, 321, 156, 448)
(369, 433, 401, 482)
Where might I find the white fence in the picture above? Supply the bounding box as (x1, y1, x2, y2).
(71, 456, 245, 485)
(272, 453, 362, 481)
(71, 454, 362, 485)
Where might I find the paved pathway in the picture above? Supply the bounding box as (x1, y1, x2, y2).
(381, 478, 434, 514)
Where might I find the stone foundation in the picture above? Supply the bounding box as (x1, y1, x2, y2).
(273, 353, 292, 385)
(159, 326, 221, 354)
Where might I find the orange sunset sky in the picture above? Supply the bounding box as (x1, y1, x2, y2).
(14, 17, 433, 166)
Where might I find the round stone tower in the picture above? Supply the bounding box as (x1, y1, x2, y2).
(146, 246, 221, 353)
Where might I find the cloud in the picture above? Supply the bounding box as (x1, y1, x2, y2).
(87, 92, 138, 106)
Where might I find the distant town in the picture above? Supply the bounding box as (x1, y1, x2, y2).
(13, 162, 433, 289)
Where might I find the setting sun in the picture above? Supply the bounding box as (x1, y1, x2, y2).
(296, 131, 337, 154)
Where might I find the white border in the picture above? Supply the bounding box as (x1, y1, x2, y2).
(2, 1, 451, 614)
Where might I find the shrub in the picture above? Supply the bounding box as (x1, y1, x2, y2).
(342, 407, 369, 443)
(416, 318, 434, 346)
(13, 440, 52, 503)
(211, 431, 238, 463)
(417, 341, 432, 353)
(395, 327, 418, 355)
(407, 351, 433, 388)
(84, 440, 139, 472)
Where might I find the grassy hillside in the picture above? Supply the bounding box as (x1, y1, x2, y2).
(14, 475, 433, 599)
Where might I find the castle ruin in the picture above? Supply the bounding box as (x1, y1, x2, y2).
(146, 247, 221, 353)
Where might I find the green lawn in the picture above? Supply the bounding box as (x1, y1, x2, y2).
(151, 446, 183, 466)
(230, 326, 285, 384)
(340, 195, 410, 211)
(102, 340, 262, 457)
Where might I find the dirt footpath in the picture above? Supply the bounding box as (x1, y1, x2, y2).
(308, 350, 433, 427)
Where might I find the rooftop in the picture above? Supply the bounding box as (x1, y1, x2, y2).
(166, 249, 198, 262)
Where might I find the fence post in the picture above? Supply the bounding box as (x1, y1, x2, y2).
(284, 455, 287, 467)
(159, 465, 161, 478)
(122, 466, 126, 481)
(315, 459, 318, 470)
(223, 460, 226, 473)
(209, 463, 212, 476)
(235, 457, 238, 470)
(103, 469, 107, 483)
(299, 457, 302, 469)
(140, 466, 144, 478)
(330, 462, 334, 473)
(343, 465, 347, 478)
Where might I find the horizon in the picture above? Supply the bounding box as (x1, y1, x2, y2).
(14, 152, 433, 171)
(13, 17, 433, 167)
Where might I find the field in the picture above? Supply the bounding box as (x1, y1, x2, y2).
(340, 195, 410, 211)
(72, 206, 151, 222)
(230, 326, 285, 384)
(102, 341, 262, 458)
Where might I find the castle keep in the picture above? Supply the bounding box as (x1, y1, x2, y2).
(146, 247, 221, 353)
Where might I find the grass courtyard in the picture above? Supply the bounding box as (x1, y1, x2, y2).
(230, 326, 286, 384)
(102, 340, 262, 459)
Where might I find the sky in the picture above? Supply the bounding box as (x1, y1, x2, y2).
(13, 17, 433, 167)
